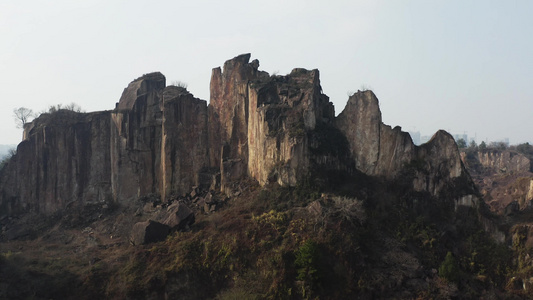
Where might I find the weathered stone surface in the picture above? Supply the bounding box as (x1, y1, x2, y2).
(412, 130, 466, 196)
(461, 149, 533, 212)
(477, 150, 531, 174)
(209, 54, 268, 193)
(162, 202, 195, 231)
(0, 110, 113, 216)
(0, 54, 476, 220)
(336, 91, 470, 199)
(130, 220, 170, 245)
(111, 72, 165, 203)
(247, 67, 337, 187)
(210, 54, 340, 191)
(160, 86, 208, 200)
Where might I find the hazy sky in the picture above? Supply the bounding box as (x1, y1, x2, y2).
(1, 1, 531, 145)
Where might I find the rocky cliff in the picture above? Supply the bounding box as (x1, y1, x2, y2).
(0, 54, 476, 218)
(462, 149, 533, 212)
(337, 90, 473, 200)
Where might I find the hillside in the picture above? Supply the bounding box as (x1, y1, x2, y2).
(0, 54, 529, 299)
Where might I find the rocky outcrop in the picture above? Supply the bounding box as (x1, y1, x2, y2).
(477, 150, 531, 174)
(0, 72, 208, 216)
(210, 54, 340, 192)
(336, 91, 473, 199)
(0, 54, 476, 220)
(0, 110, 113, 215)
(130, 220, 170, 245)
(461, 149, 533, 212)
(111, 72, 165, 203)
(162, 202, 195, 231)
(160, 86, 208, 200)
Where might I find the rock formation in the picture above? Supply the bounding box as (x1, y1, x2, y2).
(477, 150, 531, 174)
(0, 54, 477, 219)
(337, 90, 472, 199)
(461, 149, 533, 212)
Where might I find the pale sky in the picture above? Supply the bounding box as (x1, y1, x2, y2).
(1, 1, 532, 145)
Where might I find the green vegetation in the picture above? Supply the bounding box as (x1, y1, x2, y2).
(479, 141, 487, 151)
(0, 148, 16, 170)
(456, 138, 467, 149)
(0, 173, 526, 298)
(45, 102, 84, 114)
(516, 142, 533, 157)
(439, 252, 459, 283)
(295, 239, 321, 283)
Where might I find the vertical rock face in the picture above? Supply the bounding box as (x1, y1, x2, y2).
(246, 67, 337, 186)
(336, 91, 384, 174)
(336, 90, 472, 198)
(111, 72, 165, 203)
(210, 54, 338, 190)
(476, 150, 531, 173)
(209, 54, 268, 191)
(461, 149, 533, 212)
(336, 91, 416, 177)
(0, 72, 209, 216)
(412, 130, 465, 196)
(160, 86, 208, 200)
(0, 111, 113, 215)
(0, 54, 477, 218)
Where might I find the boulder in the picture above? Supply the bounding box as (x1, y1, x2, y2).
(163, 203, 195, 231)
(130, 220, 170, 245)
(204, 192, 214, 204)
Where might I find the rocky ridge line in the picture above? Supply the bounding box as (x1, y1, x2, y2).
(0, 54, 477, 222)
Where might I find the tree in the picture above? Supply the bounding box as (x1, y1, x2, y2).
(468, 140, 477, 149)
(63, 102, 84, 113)
(44, 103, 84, 114)
(295, 239, 321, 284)
(169, 80, 188, 89)
(13, 107, 34, 129)
(516, 143, 533, 156)
(479, 141, 487, 151)
(489, 141, 508, 150)
(439, 251, 459, 283)
(0, 148, 16, 170)
(456, 138, 467, 149)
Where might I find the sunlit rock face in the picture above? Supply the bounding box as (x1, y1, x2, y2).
(0, 110, 114, 215)
(0, 54, 476, 217)
(111, 72, 166, 203)
(336, 90, 472, 199)
(461, 149, 533, 212)
(477, 150, 531, 173)
(209, 54, 338, 191)
(336, 90, 415, 176)
(160, 86, 209, 201)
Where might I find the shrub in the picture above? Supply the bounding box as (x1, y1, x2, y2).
(295, 239, 321, 284)
(439, 252, 459, 283)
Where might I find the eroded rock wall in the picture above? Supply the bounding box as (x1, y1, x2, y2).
(477, 150, 531, 174)
(111, 72, 165, 203)
(247, 68, 336, 186)
(0, 54, 477, 218)
(0, 72, 211, 216)
(336, 90, 472, 199)
(210, 55, 339, 190)
(0, 110, 113, 215)
(160, 86, 208, 200)
(462, 149, 533, 212)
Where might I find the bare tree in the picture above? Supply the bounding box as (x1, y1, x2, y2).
(63, 102, 84, 113)
(169, 80, 188, 89)
(13, 107, 34, 129)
